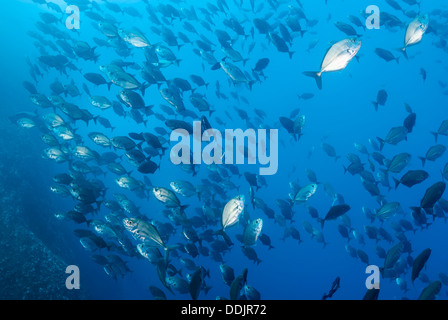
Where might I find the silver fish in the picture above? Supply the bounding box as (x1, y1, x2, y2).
(243, 218, 263, 247)
(123, 217, 166, 249)
(170, 180, 197, 197)
(213, 60, 254, 90)
(116, 176, 142, 191)
(303, 38, 361, 89)
(294, 183, 318, 203)
(119, 28, 150, 48)
(221, 195, 245, 230)
(402, 14, 429, 58)
(153, 187, 186, 209)
(375, 202, 401, 221)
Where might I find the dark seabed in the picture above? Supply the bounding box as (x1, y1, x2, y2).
(1, 0, 448, 301)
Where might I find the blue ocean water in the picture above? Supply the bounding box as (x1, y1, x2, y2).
(1, 0, 447, 300)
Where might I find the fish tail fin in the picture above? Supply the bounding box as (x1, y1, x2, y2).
(419, 156, 426, 167)
(393, 178, 400, 190)
(430, 131, 438, 143)
(204, 268, 210, 279)
(376, 195, 386, 204)
(136, 141, 144, 151)
(318, 217, 325, 229)
(401, 47, 408, 60)
(107, 82, 112, 91)
(95, 200, 102, 212)
(303, 71, 322, 90)
(410, 206, 422, 216)
(248, 80, 255, 91)
(372, 101, 379, 111)
(140, 82, 149, 96)
(376, 137, 385, 151)
(425, 207, 434, 217)
(180, 204, 189, 214)
(214, 229, 234, 247)
(288, 51, 295, 59)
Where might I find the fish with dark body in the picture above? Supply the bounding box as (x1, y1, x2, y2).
(393, 170, 429, 189)
(411, 182, 446, 216)
(377, 126, 408, 150)
(419, 145, 446, 167)
(412, 248, 431, 283)
(372, 89, 388, 111)
(318, 204, 351, 228)
(375, 48, 400, 63)
(431, 120, 448, 142)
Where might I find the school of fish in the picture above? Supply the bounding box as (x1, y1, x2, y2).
(10, 0, 448, 300)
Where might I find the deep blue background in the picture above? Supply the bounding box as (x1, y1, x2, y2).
(1, 0, 447, 300)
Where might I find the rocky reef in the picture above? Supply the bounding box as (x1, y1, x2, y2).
(0, 122, 88, 300)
